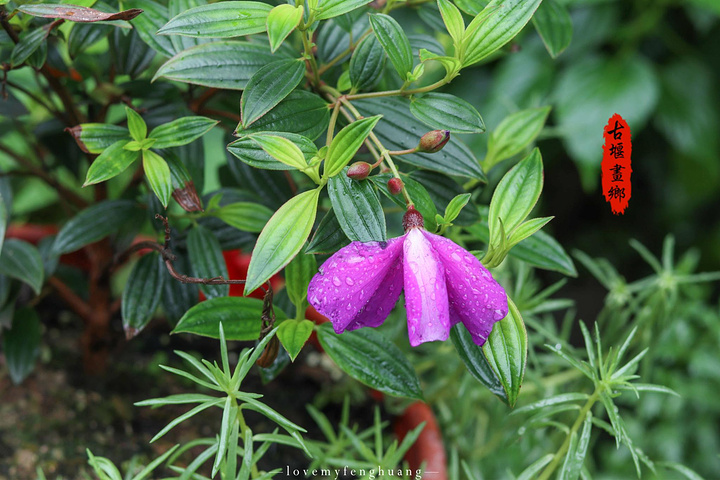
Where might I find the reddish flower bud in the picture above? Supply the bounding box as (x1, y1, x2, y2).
(256, 335, 280, 368)
(418, 130, 450, 153)
(388, 177, 404, 195)
(402, 206, 424, 232)
(346, 162, 372, 180)
(172, 181, 204, 212)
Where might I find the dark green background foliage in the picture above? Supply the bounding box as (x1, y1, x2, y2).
(1, 0, 720, 478)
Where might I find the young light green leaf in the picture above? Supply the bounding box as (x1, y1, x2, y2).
(317, 323, 423, 399)
(437, 0, 465, 45)
(369, 14, 413, 81)
(463, 0, 542, 66)
(67, 123, 131, 154)
(315, 0, 372, 20)
(277, 319, 314, 361)
(142, 150, 173, 208)
(187, 224, 230, 298)
(508, 216, 553, 247)
(158, 1, 273, 38)
(84, 140, 140, 186)
(328, 171, 386, 242)
(2, 308, 41, 384)
(532, 0, 572, 59)
(148, 116, 219, 149)
(349, 35, 385, 92)
(228, 132, 318, 170)
(250, 134, 308, 170)
(482, 297, 527, 407)
(52, 200, 140, 255)
(444, 193, 471, 224)
(0, 239, 44, 295)
(487, 148, 543, 247)
(410, 93, 485, 134)
(244, 188, 321, 295)
(173, 297, 273, 340)
(122, 252, 166, 339)
(266, 4, 303, 53)
(285, 251, 317, 310)
(211, 202, 273, 232)
(153, 41, 276, 90)
(125, 107, 147, 142)
(324, 116, 382, 178)
(485, 106, 550, 170)
(241, 59, 306, 128)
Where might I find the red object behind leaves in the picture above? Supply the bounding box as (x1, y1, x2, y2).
(602, 113, 632, 215)
(394, 402, 448, 479)
(222, 250, 283, 298)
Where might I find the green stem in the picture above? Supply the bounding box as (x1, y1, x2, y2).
(536, 389, 600, 480)
(301, 31, 321, 87)
(345, 78, 450, 101)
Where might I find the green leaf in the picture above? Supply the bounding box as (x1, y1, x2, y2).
(237, 90, 331, 141)
(315, 0, 372, 20)
(67, 123, 131, 154)
(466, 211, 576, 276)
(462, 0, 541, 66)
(305, 208, 350, 255)
(148, 116, 218, 149)
(0, 185, 9, 257)
(444, 193, 471, 224)
(450, 324, 507, 403)
(211, 202, 273, 232)
(249, 134, 308, 170)
(507, 216, 553, 248)
(84, 140, 139, 185)
(517, 454, 554, 480)
(410, 170, 479, 225)
(18, 4, 142, 22)
(558, 412, 592, 480)
(228, 132, 318, 170)
(554, 55, 658, 190)
(349, 35, 385, 91)
(11, 27, 47, 67)
(121, 252, 166, 338)
(158, 1, 272, 38)
(69, 23, 112, 58)
(126, 107, 147, 142)
(277, 319, 314, 361)
(244, 188, 321, 295)
(173, 297, 279, 340)
(2, 307, 41, 384)
(110, 28, 156, 78)
(153, 41, 276, 90)
(532, 0, 572, 58)
(123, 0, 176, 57)
(369, 14, 413, 81)
(328, 170, 386, 242)
(142, 150, 173, 208)
(656, 462, 705, 480)
(324, 116, 382, 178)
(284, 251, 317, 310)
(0, 239, 44, 295)
(355, 98, 486, 180)
(482, 297, 527, 407)
(485, 106, 550, 170)
(317, 323, 423, 399)
(410, 93, 485, 134)
(437, 0, 465, 45)
(266, 4, 303, 53)
(488, 148, 543, 246)
(241, 59, 306, 128)
(53, 200, 139, 254)
(187, 224, 230, 298)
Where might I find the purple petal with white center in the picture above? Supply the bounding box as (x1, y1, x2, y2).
(403, 228, 450, 346)
(422, 230, 508, 346)
(308, 237, 404, 334)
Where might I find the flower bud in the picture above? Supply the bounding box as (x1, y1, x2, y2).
(388, 177, 404, 195)
(417, 130, 450, 153)
(256, 335, 280, 368)
(172, 181, 204, 212)
(402, 206, 424, 232)
(346, 161, 372, 180)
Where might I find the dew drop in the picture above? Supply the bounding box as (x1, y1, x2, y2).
(332, 276, 341, 287)
(345, 277, 354, 286)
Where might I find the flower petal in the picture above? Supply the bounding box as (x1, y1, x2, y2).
(422, 231, 508, 346)
(308, 238, 404, 334)
(403, 228, 450, 346)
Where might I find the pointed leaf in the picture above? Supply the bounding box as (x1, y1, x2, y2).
(211, 202, 273, 232)
(369, 14, 413, 80)
(2, 308, 41, 384)
(228, 132, 318, 170)
(349, 35, 385, 91)
(122, 252, 166, 338)
(450, 323, 507, 403)
(52, 200, 140, 254)
(244, 188, 321, 295)
(324, 116, 382, 178)
(0, 239, 44, 295)
(84, 140, 139, 185)
(532, 0, 572, 58)
(410, 93, 485, 134)
(266, 4, 303, 53)
(485, 106, 550, 169)
(284, 250, 317, 309)
(67, 123, 131, 154)
(328, 170, 386, 242)
(315, 0, 372, 20)
(236, 90, 331, 140)
(143, 150, 172, 208)
(277, 319, 314, 361)
(123, 0, 176, 57)
(18, 4, 143, 22)
(249, 134, 308, 170)
(305, 208, 350, 255)
(241, 59, 306, 128)
(148, 116, 218, 149)
(158, 1, 272, 38)
(173, 297, 279, 340)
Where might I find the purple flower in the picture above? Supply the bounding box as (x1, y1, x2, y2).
(308, 207, 508, 347)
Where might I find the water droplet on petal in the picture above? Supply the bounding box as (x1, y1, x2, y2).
(332, 276, 341, 286)
(345, 277, 354, 286)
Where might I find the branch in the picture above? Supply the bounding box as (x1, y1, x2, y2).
(48, 276, 93, 322)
